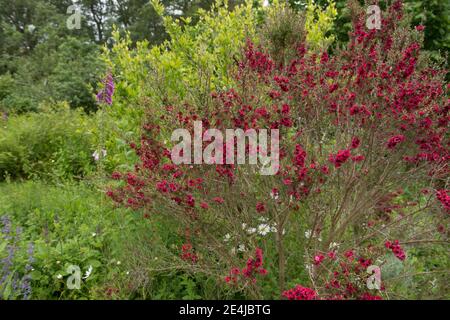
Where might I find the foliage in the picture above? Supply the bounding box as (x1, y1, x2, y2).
(0, 0, 103, 113)
(0, 103, 96, 181)
(403, 0, 450, 61)
(0, 0, 448, 301)
(288, 0, 449, 61)
(0, 181, 134, 299)
(102, 0, 340, 173)
(305, 0, 338, 50)
(99, 0, 258, 172)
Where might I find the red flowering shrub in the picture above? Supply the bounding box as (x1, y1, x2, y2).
(108, 1, 448, 299)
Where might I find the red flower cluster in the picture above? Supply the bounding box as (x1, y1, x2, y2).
(387, 135, 405, 149)
(225, 248, 267, 284)
(242, 40, 274, 77)
(351, 137, 361, 149)
(436, 190, 450, 213)
(314, 254, 325, 265)
(256, 202, 266, 213)
(329, 149, 351, 168)
(242, 248, 266, 278)
(360, 292, 383, 300)
(181, 243, 198, 263)
(282, 285, 317, 300)
(293, 144, 307, 168)
(385, 240, 406, 261)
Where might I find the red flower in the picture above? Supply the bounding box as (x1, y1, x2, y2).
(314, 254, 325, 265)
(387, 135, 405, 149)
(111, 172, 122, 180)
(351, 155, 365, 162)
(156, 180, 169, 193)
(256, 202, 266, 213)
(344, 250, 354, 260)
(213, 197, 225, 204)
(280, 117, 293, 127)
(181, 243, 198, 263)
(282, 285, 317, 300)
(385, 240, 406, 261)
(360, 292, 383, 300)
(293, 144, 307, 168)
(436, 190, 450, 213)
(351, 137, 360, 149)
(415, 25, 425, 32)
(281, 104, 290, 115)
(329, 149, 351, 168)
(186, 194, 195, 207)
(226, 248, 267, 284)
(200, 202, 209, 209)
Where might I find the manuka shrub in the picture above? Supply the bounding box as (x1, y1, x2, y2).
(109, 0, 448, 299)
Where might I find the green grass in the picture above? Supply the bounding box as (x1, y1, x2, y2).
(0, 180, 133, 299)
(0, 180, 230, 299)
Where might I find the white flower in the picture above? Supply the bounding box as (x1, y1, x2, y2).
(329, 242, 339, 249)
(223, 233, 231, 242)
(270, 226, 277, 233)
(56, 260, 60, 264)
(116, 261, 121, 265)
(270, 190, 279, 200)
(258, 216, 268, 222)
(257, 224, 271, 236)
(304, 230, 312, 239)
(92, 149, 107, 161)
(241, 223, 247, 230)
(237, 244, 246, 252)
(83, 265, 93, 279)
(92, 232, 97, 237)
(247, 227, 257, 235)
(27, 24, 36, 33)
(56, 274, 63, 279)
(126, 271, 130, 275)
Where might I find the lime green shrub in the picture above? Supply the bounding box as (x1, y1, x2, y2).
(98, 0, 257, 172)
(305, 0, 337, 51)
